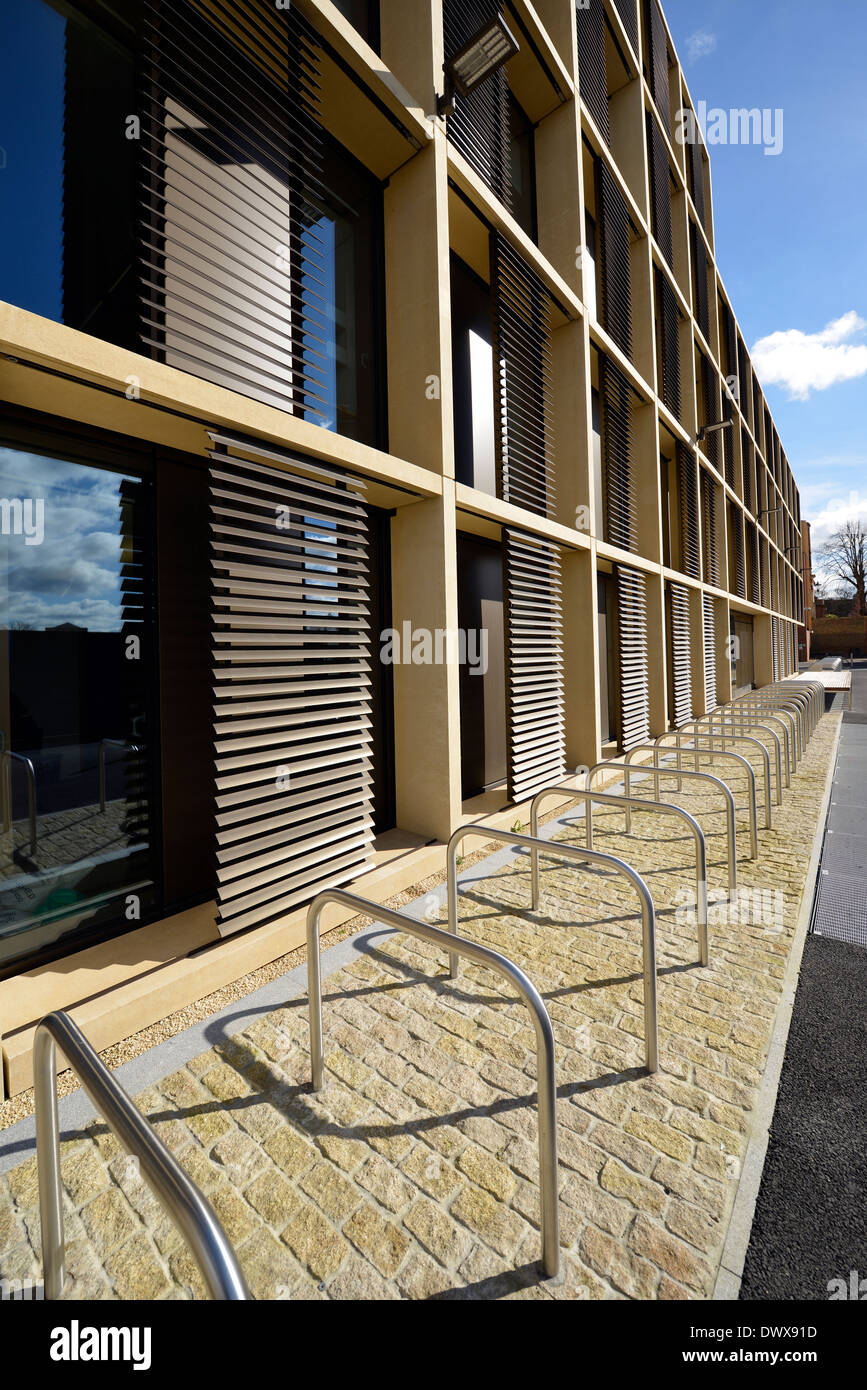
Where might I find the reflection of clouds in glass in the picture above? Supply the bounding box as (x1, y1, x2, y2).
(0, 448, 131, 631)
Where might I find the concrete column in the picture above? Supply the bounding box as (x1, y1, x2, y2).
(379, 0, 441, 115)
(563, 547, 601, 770)
(383, 134, 454, 477)
(389, 485, 462, 841)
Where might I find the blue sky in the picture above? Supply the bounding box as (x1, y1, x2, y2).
(0, 451, 128, 632)
(662, 0, 867, 587)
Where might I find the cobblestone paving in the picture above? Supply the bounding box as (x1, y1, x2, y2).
(0, 802, 129, 878)
(0, 715, 838, 1300)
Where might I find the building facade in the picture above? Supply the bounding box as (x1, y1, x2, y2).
(798, 520, 813, 664)
(0, 0, 804, 1095)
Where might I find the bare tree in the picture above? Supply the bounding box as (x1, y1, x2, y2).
(819, 520, 867, 615)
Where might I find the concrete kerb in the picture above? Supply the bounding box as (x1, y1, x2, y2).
(712, 714, 843, 1301)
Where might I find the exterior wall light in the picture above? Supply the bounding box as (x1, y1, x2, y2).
(437, 15, 520, 117)
(694, 419, 733, 446)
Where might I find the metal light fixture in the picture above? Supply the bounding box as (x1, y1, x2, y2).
(438, 14, 520, 117)
(758, 506, 783, 521)
(694, 419, 733, 446)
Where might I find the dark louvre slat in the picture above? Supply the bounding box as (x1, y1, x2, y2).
(646, 112, 673, 268)
(598, 160, 632, 356)
(732, 508, 745, 598)
(656, 267, 680, 419)
(691, 221, 710, 342)
(701, 470, 720, 587)
(601, 355, 636, 552)
(678, 442, 701, 580)
(645, 0, 670, 130)
(703, 594, 718, 710)
(737, 336, 750, 425)
(741, 426, 753, 513)
(611, 0, 639, 52)
(491, 232, 555, 518)
(700, 354, 721, 472)
(688, 132, 706, 230)
(210, 435, 373, 937)
(140, 0, 327, 419)
(668, 581, 693, 727)
(443, 0, 512, 210)
(617, 565, 650, 750)
(747, 521, 761, 605)
(577, 1, 610, 144)
(504, 530, 565, 802)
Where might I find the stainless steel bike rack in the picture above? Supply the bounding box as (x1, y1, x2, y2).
(445, 824, 659, 1074)
(619, 746, 758, 861)
(34, 1011, 248, 1301)
(585, 760, 740, 896)
(705, 707, 795, 780)
(720, 707, 797, 774)
(734, 695, 807, 759)
(529, 786, 709, 967)
(656, 723, 778, 815)
(759, 682, 822, 738)
(98, 738, 139, 813)
(306, 888, 561, 1281)
(1, 750, 37, 857)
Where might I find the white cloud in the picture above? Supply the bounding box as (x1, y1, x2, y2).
(804, 486, 867, 590)
(751, 312, 867, 401)
(685, 30, 717, 63)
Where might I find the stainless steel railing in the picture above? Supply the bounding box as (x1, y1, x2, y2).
(34, 1011, 248, 1300)
(656, 723, 777, 817)
(695, 711, 791, 785)
(585, 760, 739, 898)
(445, 824, 659, 1074)
(1, 750, 37, 857)
(305, 888, 561, 1281)
(529, 786, 709, 967)
(98, 739, 139, 813)
(619, 746, 758, 861)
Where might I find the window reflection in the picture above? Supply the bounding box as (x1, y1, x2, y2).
(0, 445, 157, 968)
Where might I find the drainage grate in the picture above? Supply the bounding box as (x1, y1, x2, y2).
(822, 832, 867, 875)
(813, 871, 867, 947)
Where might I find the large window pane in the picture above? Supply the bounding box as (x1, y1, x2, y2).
(0, 0, 138, 348)
(0, 442, 158, 969)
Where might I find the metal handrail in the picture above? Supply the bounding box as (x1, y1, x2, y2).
(529, 786, 709, 966)
(445, 824, 659, 1074)
(306, 888, 561, 1281)
(658, 722, 777, 816)
(585, 760, 739, 897)
(98, 739, 139, 813)
(34, 1011, 248, 1301)
(1, 750, 37, 857)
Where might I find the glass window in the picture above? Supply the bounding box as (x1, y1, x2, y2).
(508, 93, 537, 241)
(0, 439, 158, 970)
(0, 0, 138, 348)
(451, 255, 497, 495)
(331, 0, 380, 50)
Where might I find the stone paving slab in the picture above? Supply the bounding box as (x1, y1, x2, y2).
(0, 716, 839, 1301)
